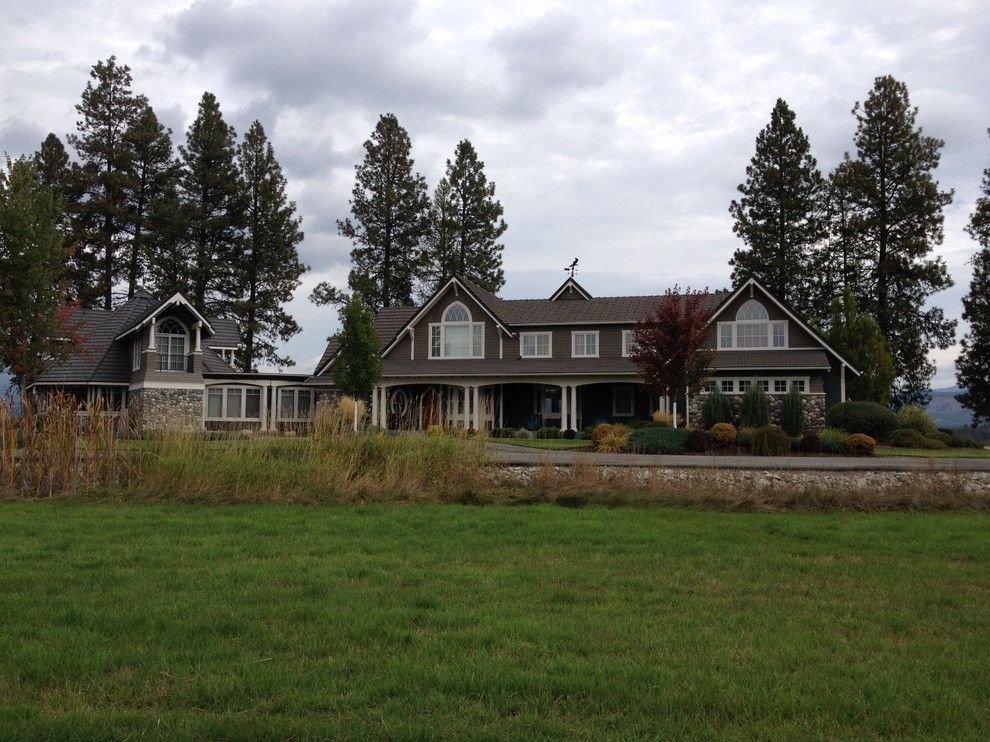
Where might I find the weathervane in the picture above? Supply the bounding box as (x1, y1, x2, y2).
(565, 258, 578, 278)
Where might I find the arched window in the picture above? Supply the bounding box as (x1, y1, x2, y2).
(430, 301, 484, 358)
(155, 318, 188, 372)
(736, 299, 769, 321)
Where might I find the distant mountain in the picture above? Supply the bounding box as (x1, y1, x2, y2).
(925, 386, 973, 428)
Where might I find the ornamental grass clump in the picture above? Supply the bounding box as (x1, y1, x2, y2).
(701, 387, 733, 428)
(739, 386, 770, 428)
(820, 428, 850, 454)
(780, 388, 805, 436)
(896, 405, 939, 437)
(752, 425, 791, 456)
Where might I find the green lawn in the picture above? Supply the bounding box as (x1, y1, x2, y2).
(492, 437, 593, 450)
(1, 503, 988, 738)
(877, 446, 990, 458)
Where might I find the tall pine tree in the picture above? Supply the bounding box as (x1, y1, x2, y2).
(421, 139, 507, 294)
(152, 92, 244, 315)
(233, 121, 307, 370)
(68, 57, 144, 309)
(956, 130, 990, 426)
(33, 133, 83, 297)
(836, 75, 955, 407)
(729, 99, 825, 315)
(825, 288, 895, 404)
(331, 114, 429, 311)
(123, 103, 178, 298)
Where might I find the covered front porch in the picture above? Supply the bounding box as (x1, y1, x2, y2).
(369, 377, 690, 432)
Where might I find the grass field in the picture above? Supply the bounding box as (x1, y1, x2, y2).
(877, 446, 990, 458)
(1, 503, 987, 738)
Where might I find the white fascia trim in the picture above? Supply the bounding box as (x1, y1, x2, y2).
(549, 278, 592, 301)
(128, 381, 205, 390)
(379, 277, 513, 359)
(114, 292, 215, 341)
(714, 366, 830, 371)
(708, 278, 860, 375)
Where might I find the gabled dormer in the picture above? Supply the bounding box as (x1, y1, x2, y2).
(549, 277, 592, 301)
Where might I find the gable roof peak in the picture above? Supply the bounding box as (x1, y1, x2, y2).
(549, 277, 592, 301)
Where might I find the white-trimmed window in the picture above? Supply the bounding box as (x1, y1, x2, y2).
(622, 330, 636, 357)
(612, 386, 634, 416)
(278, 388, 314, 421)
(791, 379, 806, 393)
(428, 302, 484, 359)
(774, 379, 788, 394)
(717, 300, 788, 349)
(206, 386, 261, 420)
(704, 377, 811, 395)
(213, 348, 237, 367)
(155, 318, 187, 372)
(520, 332, 552, 358)
(739, 379, 752, 392)
(572, 331, 599, 358)
(720, 379, 735, 393)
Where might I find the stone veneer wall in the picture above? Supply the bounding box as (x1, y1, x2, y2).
(129, 387, 203, 432)
(689, 393, 826, 431)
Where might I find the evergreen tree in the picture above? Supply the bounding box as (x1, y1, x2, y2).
(123, 103, 178, 297)
(33, 133, 83, 296)
(333, 113, 429, 311)
(68, 56, 145, 309)
(729, 99, 825, 315)
(826, 288, 895, 405)
(838, 75, 955, 407)
(332, 294, 382, 399)
(956, 130, 990, 426)
(145, 180, 188, 299)
(0, 158, 77, 387)
(233, 121, 307, 370)
(421, 139, 507, 293)
(158, 92, 244, 315)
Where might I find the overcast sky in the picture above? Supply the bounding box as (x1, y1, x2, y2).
(2, 0, 988, 386)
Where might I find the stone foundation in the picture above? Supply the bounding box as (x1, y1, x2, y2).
(129, 387, 203, 432)
(689, 393, 826, 431)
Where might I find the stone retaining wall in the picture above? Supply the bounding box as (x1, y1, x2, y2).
(689, 394, 826, 431)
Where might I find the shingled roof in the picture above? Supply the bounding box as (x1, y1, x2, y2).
(314, 306, 417, 376)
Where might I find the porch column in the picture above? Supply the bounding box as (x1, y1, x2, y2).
(463, 386, 470, 429)
(570, 385, 578, 431)
(193, 321, 202, 352)
(380, 387, 388, 431)
(371, 385, 379, 427)
(840, 364, 847, 403)
(560, 384, 569, 432)
(259, 382, 268, 432)
(472, 386, 481, 431)
(498, 385, 504, 428)
(148, 317, 157, 350)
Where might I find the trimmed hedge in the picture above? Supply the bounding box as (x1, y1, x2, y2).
(685, 429, 710, 453)
(887, 428, 948, 450)
(846, 433, 877, 456)
(752, 425, 791, 456)
(536, 426, 561, 440)
(492, 427, 515, 439)
(825, 401, 898, 441)
(739, 386, 770, 428)
(626, 427, 689, 455)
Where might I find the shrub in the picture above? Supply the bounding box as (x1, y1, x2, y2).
(709, 422, 736, 448)
(597, 431, 630, 453)
(752, 425, 791, 456)
(736, 427, 755, 448)
(702, 387, 733, 428)
(491, 427, 515, 439)
(651, 410, 674, 426)
(536, 426, 561, 439)
(819, 427, 849, 454)
(626, 427, 689, 454)
(825, 401, 898, 441)
(846, 433, 876, 456)
(626, 420, 657, 430)
(562, 429, 577, 440)
(780, 388, 805, 436)
(739, 385, 770, 428)
(513, 428, 535, 440)
(426, 424, 446, 438)
(887, 428, 948, 450)
(685, 429, 710, 453)
(800, 431, 822, 454)
(934, 431, 954, 446)
(942, 430, 983, 449)
(897, 405, 938, 437)
(592, 423, 629, 444)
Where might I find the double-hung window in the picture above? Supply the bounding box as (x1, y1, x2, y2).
(520, 332, 552, 358)
(278, 388, 313, 421)
(429, 302, 484, 359)
(206, 386, 261, 420)
(572, 331, 599, 358)
(155, 319, 187, 372)
(621, 330, 636, 357)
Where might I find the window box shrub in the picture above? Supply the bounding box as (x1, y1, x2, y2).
(820, 427, 849, 454)
(709, 422, 736, 448)
(752, 425, 791, 456)
(536, 426, 561, 439)
(685, 429, 710, 453)
(897, 405, 939, 437)
(626, 427, 689, 454)
(846, 433, 876, 456)
(825, 401, 898, 441)
(739, 385, 770, 428)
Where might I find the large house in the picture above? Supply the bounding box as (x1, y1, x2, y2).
(314, 275, 857, 432)
(30, 276, 857, 433)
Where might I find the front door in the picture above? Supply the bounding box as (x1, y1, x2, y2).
(537, 386, 561, 427)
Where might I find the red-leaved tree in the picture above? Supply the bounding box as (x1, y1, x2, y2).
(630, 287, 715, 403)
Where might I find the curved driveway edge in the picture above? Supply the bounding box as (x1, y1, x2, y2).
(485, 443, 990, 473)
